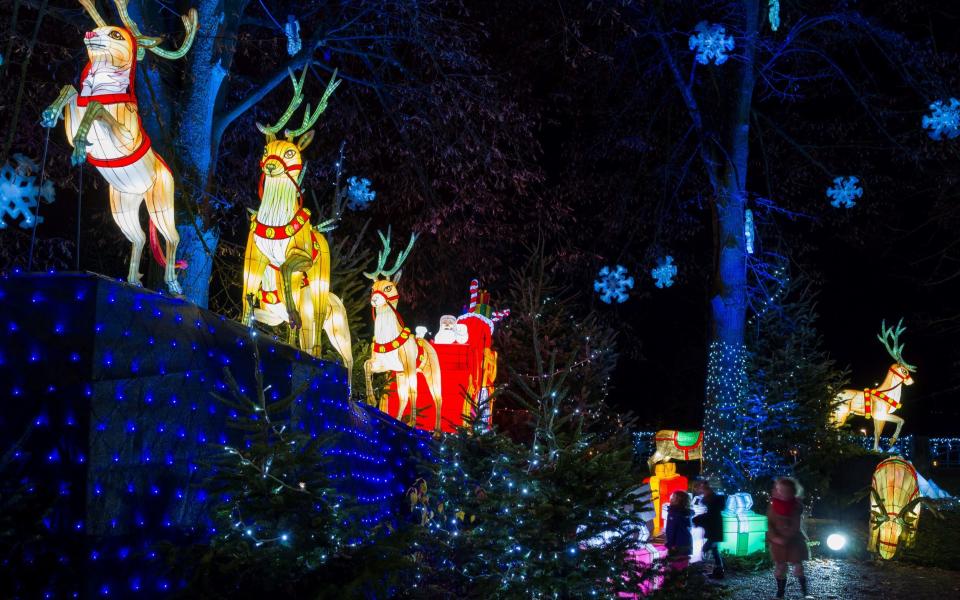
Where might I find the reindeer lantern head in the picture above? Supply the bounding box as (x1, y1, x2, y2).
(363, 227, 417, 309)
(257, 65, 340, 185)
(878, 319, 917, 386)
(79, 0, 197, 63)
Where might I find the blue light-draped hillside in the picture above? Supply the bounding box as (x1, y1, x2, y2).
(0, 272, 429, 597)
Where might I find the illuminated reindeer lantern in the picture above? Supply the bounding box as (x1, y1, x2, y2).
(240, 67, 352, 382)
(40, 0, 197, 294)
(363, 230, 443, 432)
(833, 320, 916, 451)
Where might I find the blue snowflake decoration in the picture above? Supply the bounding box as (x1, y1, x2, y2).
(922, 98, 960, 141)
(0, 154, 55, 229)
(651, 256, 677, 289)
(594, 265, 634, 304)
(826, 176, 862, 209)
(744, 208, 755, 254)
(284, 16, 302, 57)
(689, 22, 735, 66)
(768, 1, 780, 32)
(345, 176, 376, 211)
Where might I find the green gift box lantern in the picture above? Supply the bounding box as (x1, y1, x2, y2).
(718, 493, 768, 556)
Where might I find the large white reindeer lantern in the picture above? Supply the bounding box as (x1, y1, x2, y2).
(833, 320, 916, 451)
(240, 66, 353, 385)
(40, 0, 197, 294)
(363, 229, 443, 432)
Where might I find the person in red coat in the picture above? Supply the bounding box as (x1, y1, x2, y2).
(767, 477, 811, 599)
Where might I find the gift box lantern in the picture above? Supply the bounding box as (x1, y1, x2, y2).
(644, 462, 688, 536)
(718, 492, 767, 556)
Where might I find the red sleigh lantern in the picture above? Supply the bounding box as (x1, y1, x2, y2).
(382, 279, 507, 433)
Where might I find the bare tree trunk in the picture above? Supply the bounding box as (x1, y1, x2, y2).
(703, 0, 759, 485)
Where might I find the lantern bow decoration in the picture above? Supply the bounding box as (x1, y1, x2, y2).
(240, 64, 353, 385)
(833, 320, 916, 451)
(40, 0, 198, 294)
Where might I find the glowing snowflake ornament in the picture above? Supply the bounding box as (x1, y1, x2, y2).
(689, 22, 735, 66)
(651, 256, 677, 289)
(345, 176, 376, 211)
(768, 1, 780, 32)
(922, 98, 960, 141)
(594, 265, 634, 304)
(0, 154, 55, 229)
(284, 16, 301, 56)
(826, 176, 862, 209)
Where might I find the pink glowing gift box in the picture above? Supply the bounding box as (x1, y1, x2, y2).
(619, 542, 668, 597)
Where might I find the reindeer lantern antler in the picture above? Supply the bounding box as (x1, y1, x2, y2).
(363, 226, 417, 280)
(878, 318, 917, 372)
(256, 64, 341, 140)
(113, 0, 198, 60)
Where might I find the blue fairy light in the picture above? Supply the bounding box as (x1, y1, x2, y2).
(826, 176, 862, 209)
(345, 176, 376, 211)
(593, 265, 634, 304)
(768, 1, 780, 32)
(922, 97, 960, 140)
(651, 256, 677, 289)
(689, 22, 735, 66)
(284, 16, 301, 56)
(744, 209, 755, 254)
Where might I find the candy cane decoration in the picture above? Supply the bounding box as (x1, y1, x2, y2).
(469, 278, 479, 313)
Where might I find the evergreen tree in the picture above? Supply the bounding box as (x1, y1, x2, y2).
(737, 266, 853, 502)
(405, 247, 646, 598)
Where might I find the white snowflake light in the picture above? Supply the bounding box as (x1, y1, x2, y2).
(285, 16, 302, 57)
(594, 265, 634, 304)
(921, 97, 960, 141)
(651, 256, 677, 289)
(0, 154, 55, 229)
(768, 1, 780, 32)
(826, 176, 862, 209)
(689, 22, 735, 66)
(345, 176, 376, 211)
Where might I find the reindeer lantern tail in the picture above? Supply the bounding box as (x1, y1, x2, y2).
(148, 221, 188, 270)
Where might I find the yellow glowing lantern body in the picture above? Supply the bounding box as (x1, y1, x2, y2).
(833, 320, 916, 451)
(40, 1, 198, 294)
(240, 67, 352, 384)
(362, 229, 444, 433)
(868, 457, 922, 559)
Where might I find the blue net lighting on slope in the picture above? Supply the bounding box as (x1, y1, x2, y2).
(594, 265, 634, 304)
(0, 154, 55, 229)
(0, 273, 428, 596)
(922, 98, 960, 140)
(651, 256, 677, 289)
(345, 176, 376, 211)
(826, 176, 862, 209)
(689, 22, 735, 66)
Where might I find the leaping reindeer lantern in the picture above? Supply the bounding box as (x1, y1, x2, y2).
(833, 320, 917, 451)
(41, 0, 197, 294)
(240, 66, 353, 385)
(363, 229, 443, 432)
